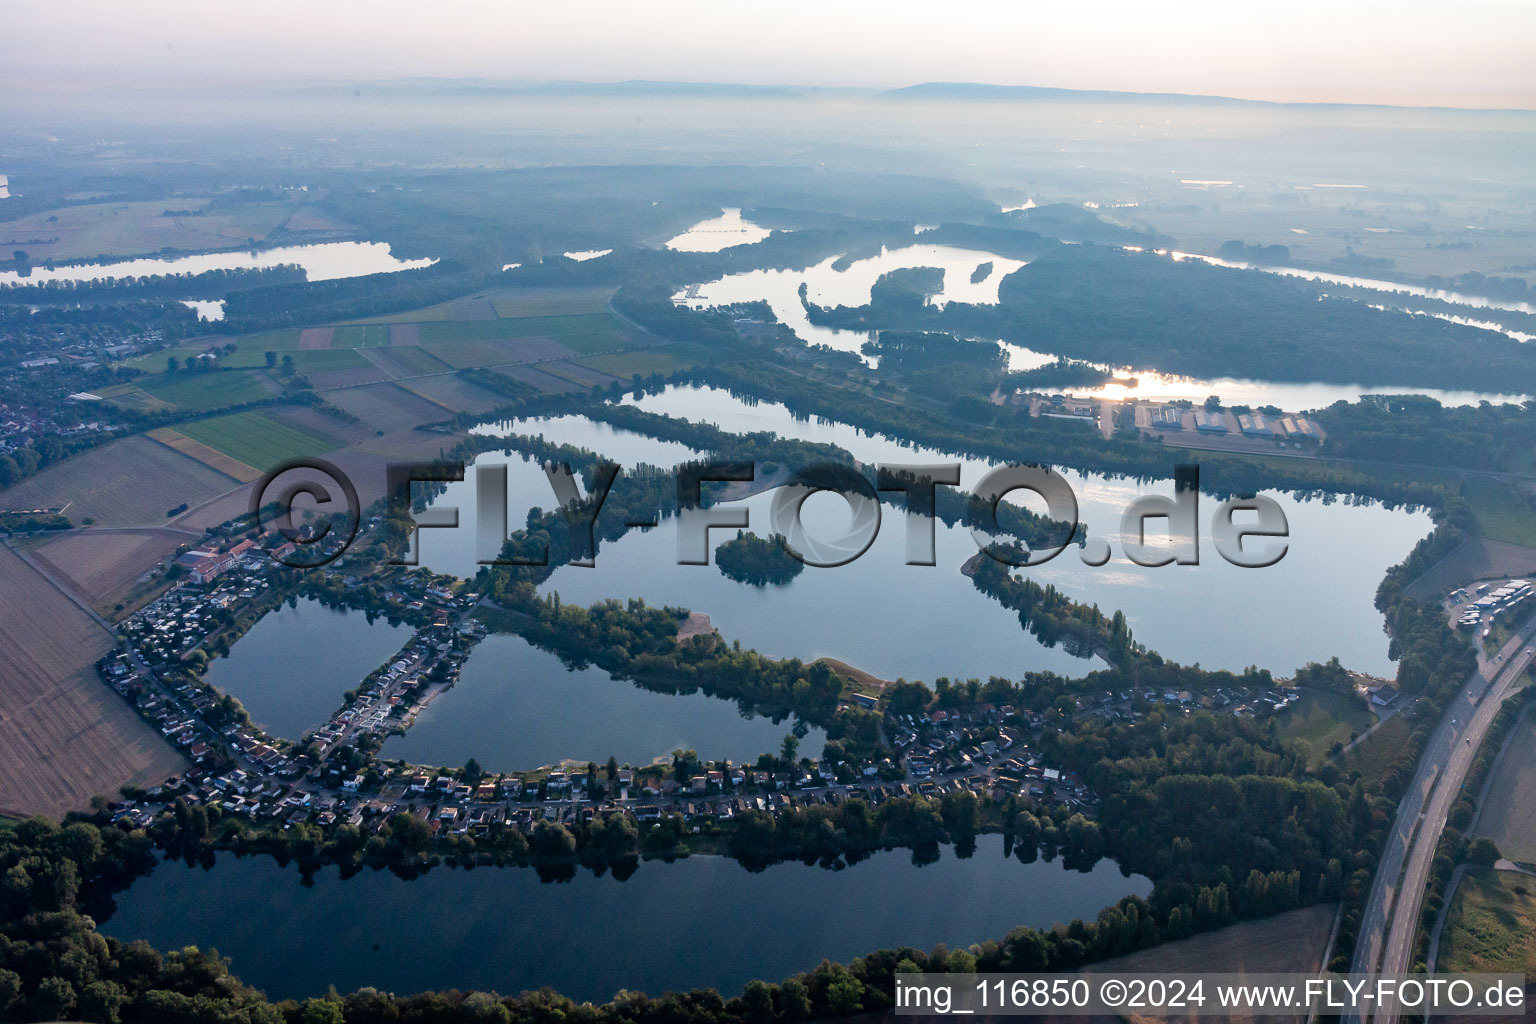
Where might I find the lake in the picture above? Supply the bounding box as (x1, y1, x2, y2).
(666, 207, 773, 252)
(997, 343, 1526, 408)
(411, 418, 704, 574)
(382, 632, 823, 770)
(609, 385, 1432, 678)
(676, 244, 1027, 364)
(204, 598, 414, 741)
(417, 415, 1104, 683)
(100, 837, 1150, 1003)
(0, 240, 435, 288)
(180, 299, 226, 322)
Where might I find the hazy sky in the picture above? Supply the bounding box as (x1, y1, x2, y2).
(4, 0, 1533, 109)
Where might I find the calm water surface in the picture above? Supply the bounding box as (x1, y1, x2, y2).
(382, 632, 824, 769)
(613, 385, 1431, 677)
(997, 342, 1525, 408)
(0, 241, 434, 287)
(676, 244, 1026, 363)
(417, 415, 1102, 683)
(101, 838, 1150, 1003)
(180, 299, 226, 322)
(666, 208, 773, 252)
(205, 598, 413, 741)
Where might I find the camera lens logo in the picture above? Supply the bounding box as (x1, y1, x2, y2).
(249, 458, 361, 569)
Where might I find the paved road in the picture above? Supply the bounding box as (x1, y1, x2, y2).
(1347, 609, 1536, 1024)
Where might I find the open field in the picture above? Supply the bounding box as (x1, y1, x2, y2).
(0, 435, 242, 526)
(1475, 712, 1536, 863)
(135, 369, 280, 412)
(264, 404, 373, 447)
(308, 365, 391, 389)
(329, 325, 392, 348)
(488, 285, 617, 318)
(1440, 869, 1536, 974)
(205, 348, 373, 375)
(360, 345, 453, 378)
(121, 343, 224, 373)
(486, 336, 581, 362)
(90, 381, 174, 413)
(534, 359, 624, 388)
(447, 296, 498, 320)
(493, 364, 586, 393)
(169, 486, 253, 533)
(322, 381, 450, 432)
(1277, 688, 1375, 766)
(298, 327, 335, 349)
(576, 344, 709, 378)
(147, 427, 262, 481)
(396, 373, 507, 415)
(1341, 714, 1416, 790)
(341, 285, 617, 324)
(426, 339, 515, 369)
(0, 197, 296, 262)
(1078, 903, 1336, 1024)
(28, 527, 185, 618)
(414, 312, 631, 351)
(1406, 536, 1536, 602)
(0, 544, 185, 818)
(1465, 477, 1536, 548)
(176, 410, 339, 470)
(322, 428, 472, 509)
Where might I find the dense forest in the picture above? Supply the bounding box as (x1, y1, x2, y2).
(801, 244, 1536, 394)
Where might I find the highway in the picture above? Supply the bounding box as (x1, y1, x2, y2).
(1346, 606, 1536, 1024)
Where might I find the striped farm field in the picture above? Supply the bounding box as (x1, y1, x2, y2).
(176, 410, 338, 471)
(426, 340, 512, 369)
(360, 345, 452, 378)
(147, 427, 261, 481)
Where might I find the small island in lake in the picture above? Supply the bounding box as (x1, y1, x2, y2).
(716, 530, 805, 586)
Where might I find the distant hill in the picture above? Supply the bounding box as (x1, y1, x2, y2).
(880, 81, 1253, 106)
(879, 81, 1535, 113)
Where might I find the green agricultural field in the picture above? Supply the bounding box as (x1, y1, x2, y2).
(1440, 869, 1536, 974)
(121, 346, 218, 373)
(576, 344, 708, 378)
(91, 382, 172, 413)
(233, 328, 307, 352)
(339, 285, 617, 324)
(362, 345, 451, 377)
(136, 370, 276, 413)
(1465, 477, 1536, 548)
(176, 410, 337, 470)
(488, 286, 616, 318)
(218, 348, 370, 373)
(1277, 688, 1376, 766)
(415, 313, 626, 352)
